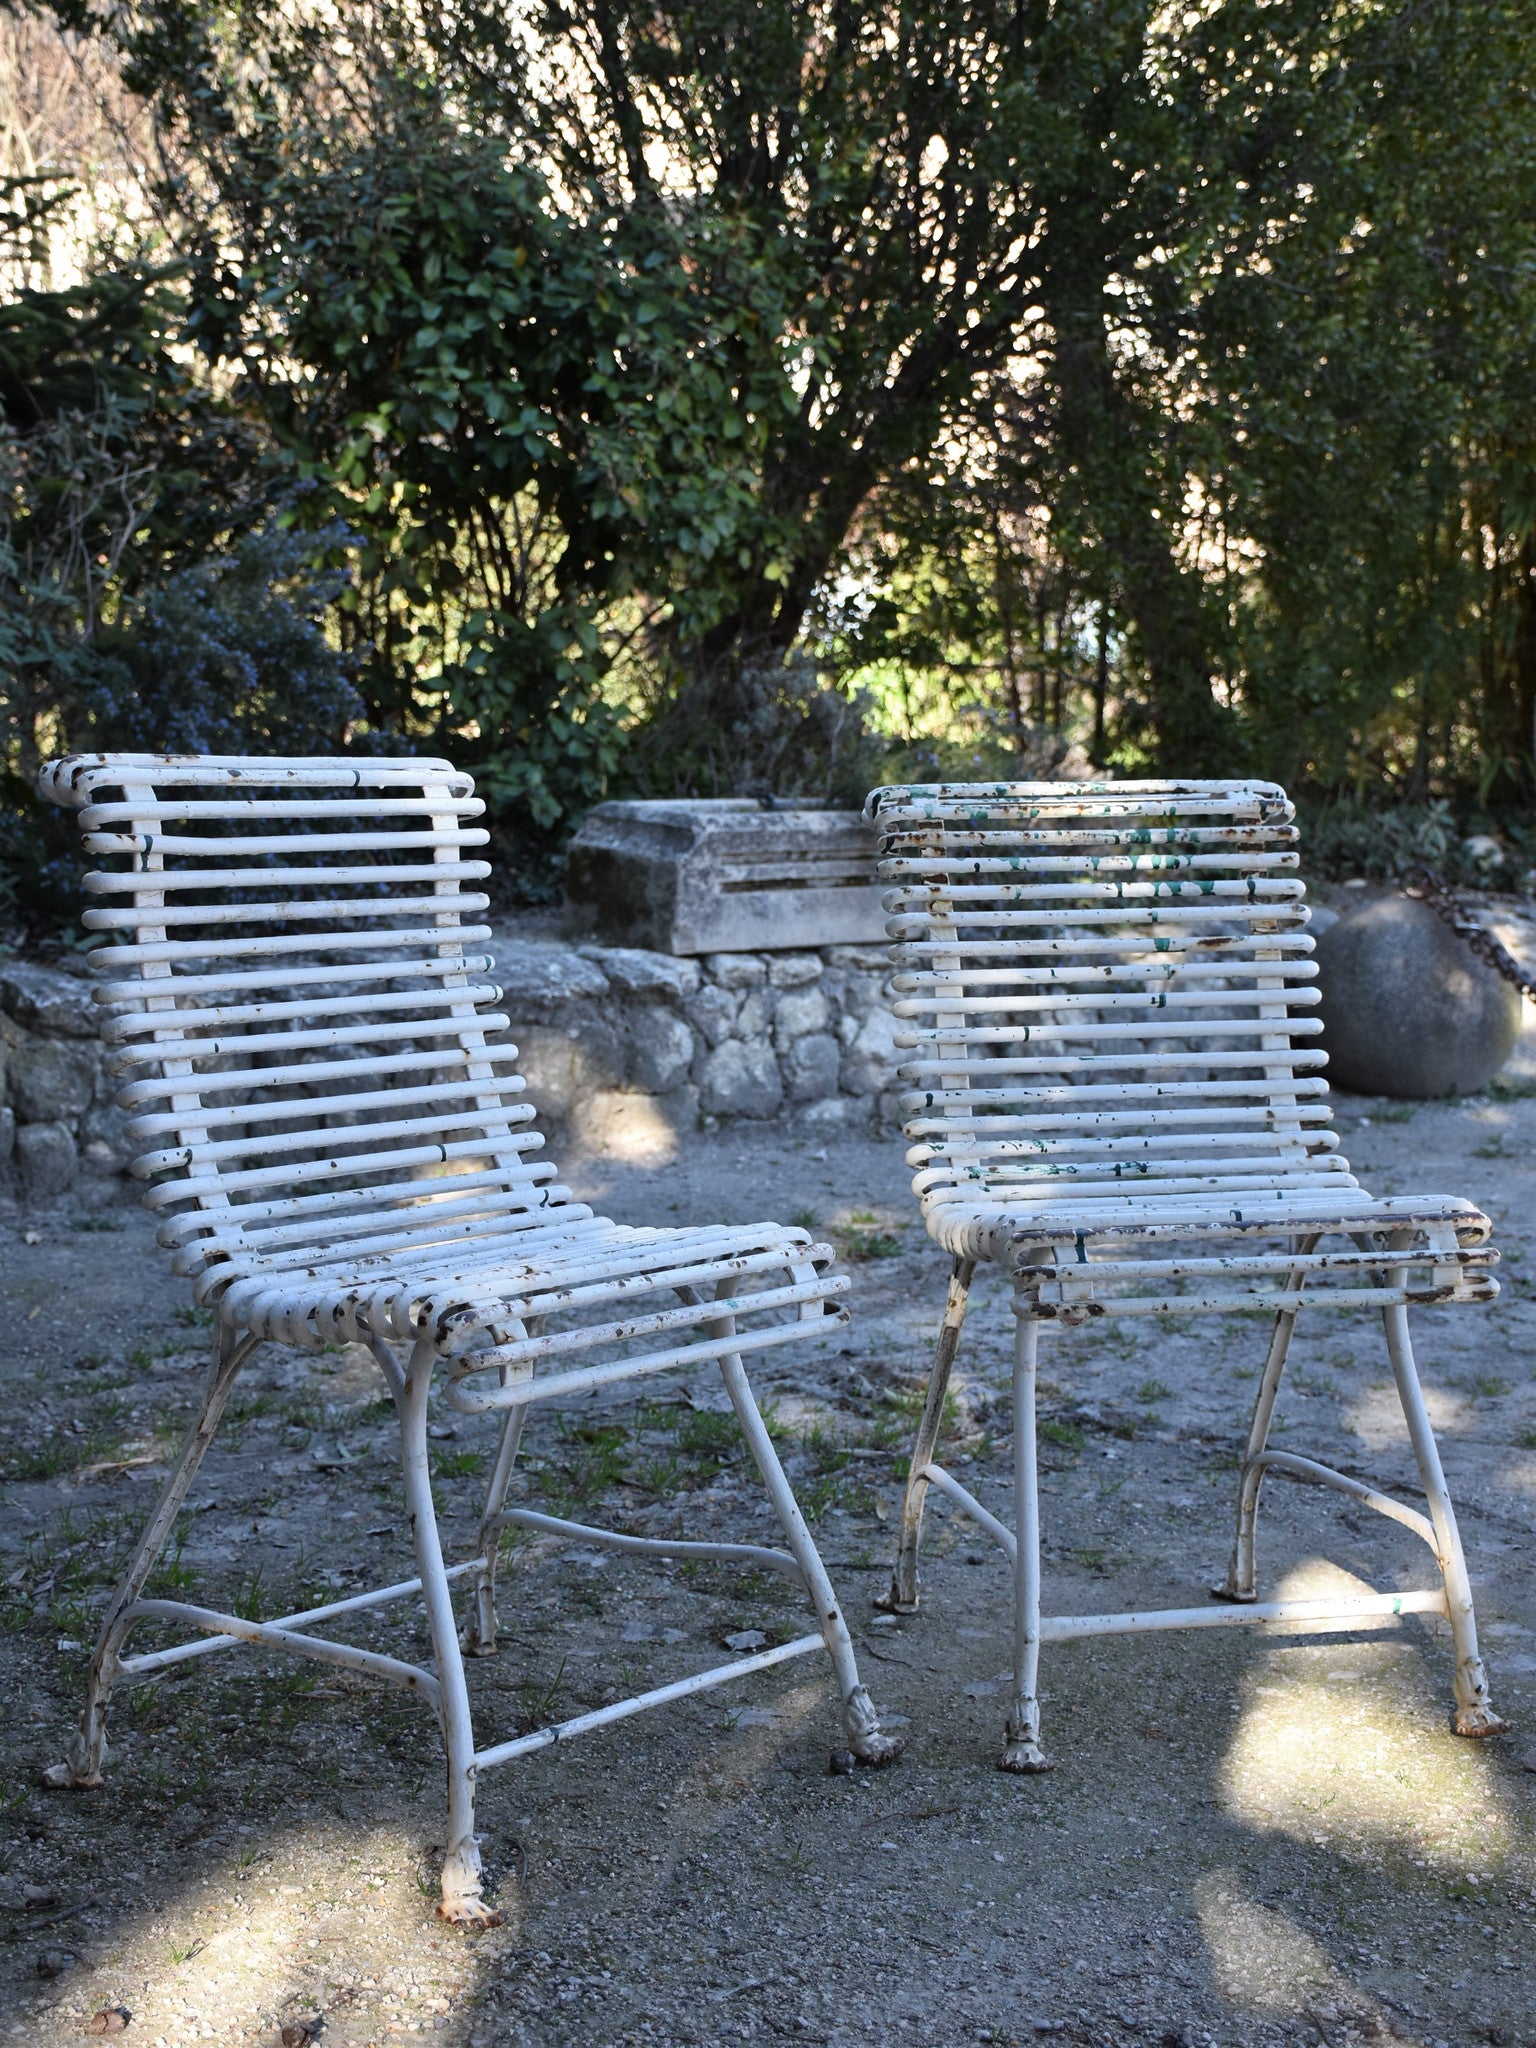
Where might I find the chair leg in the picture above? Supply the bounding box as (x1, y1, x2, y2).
(461, 1392, 528, 1658)
(879, 1257, 975, 1614)
(1381, 1299, 1506, 1737)
(45, 1324, 255, 1790)
(1001, 1309, 1050, 1772)
(396, 1339, 504, 1926)
(716, 1345, 903, 1767)
(1215, 1299, 1303, 1602)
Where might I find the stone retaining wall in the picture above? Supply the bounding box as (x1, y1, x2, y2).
(0, 939, 904, 1200)
(484, 939, 902, 1155)
(0, 960, 129, 1200)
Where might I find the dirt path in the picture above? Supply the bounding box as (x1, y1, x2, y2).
(3, 1093, 1535, 2048)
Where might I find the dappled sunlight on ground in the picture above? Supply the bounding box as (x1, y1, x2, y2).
(1219, 1565, 1520, 1875)
(1196, 1869, 1374, 2019)
(568, 1091, 681, 1165)
(30, 1811, 511, 2044)
(1493, 1448, 1536, 1503)
(1343, 1376, 1472, 1450)
(659, 1679, 825, 1872)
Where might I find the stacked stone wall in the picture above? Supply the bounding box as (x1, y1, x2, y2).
(0, 961, 130, 1199)
(484, 939, 903, 1144)
(0, 939, 904, 1201)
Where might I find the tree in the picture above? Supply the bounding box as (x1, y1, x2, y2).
(42, 0, 1536, 802)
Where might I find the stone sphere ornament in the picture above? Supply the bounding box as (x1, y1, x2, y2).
(1313, 893, 1522, 1098)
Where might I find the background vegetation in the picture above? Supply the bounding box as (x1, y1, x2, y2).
(4, 0, 1536, 926)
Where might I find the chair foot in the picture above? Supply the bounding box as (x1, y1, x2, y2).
(1209, 1577, 1257, 1604)
(1000, 1696, 1051, 1774)
(42, 1759, 104, 1790)
(436, 1894, 505, 1929)
(998, 1736, 1053, 1774)
(1453, 1702, 1508, 1739)
(436, 1838, 504, 1928)
(44, 1720, 108, 1790)
(873, 1583, 919, 1615)
(842, 1684, 905, 1767)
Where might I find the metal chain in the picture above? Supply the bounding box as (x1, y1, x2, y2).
(1401, 864, 1536, 1002)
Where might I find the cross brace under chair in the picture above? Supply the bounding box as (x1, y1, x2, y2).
(868, 777, 1507, 1771)
(37, 752, 900, 1925)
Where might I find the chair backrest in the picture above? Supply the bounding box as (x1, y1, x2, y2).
(41, 753, 576, 1278)
(864, 778, 1359, 1229)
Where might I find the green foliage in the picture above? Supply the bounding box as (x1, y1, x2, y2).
(0, 177, 360, 930)
(15, 0, 1536, 837)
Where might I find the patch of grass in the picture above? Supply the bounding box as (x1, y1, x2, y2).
(1373, 1102, 1417, 1123)
(70, 1214, 123, 1232)
(1073, 1547, 1108, 1573)
(801, 1473, 843, 1520)
(432, 1447, 486, 1479)
(1472, 1136, 1508, 1159)
(517, 1657, 567, 1732)
(1456, 1373, 1512, 1401)
(788, 1207, 819, 1231)
(675, 1407, 739, 1463)
(1490, 1075, 1536, 1101)
(1039, 1418, 1084, 1454)
(0, 1436, 86, 1481)
(800, 1420, 854, 1473)
(531, 1418, 630, 1510)
(1291, 1369, 1341, 1397)
(631, 1450, 683, 1498)
(231, 1564, 268, 1620)
(1134, 1378, 1172, 1404)
(838, 1227, 903, 1260)
(1513, 1425, 1536, 1449)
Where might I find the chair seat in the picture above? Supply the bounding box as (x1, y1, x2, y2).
(184, 1210, 838, 1355)
(923, 1185, 1492, 1259)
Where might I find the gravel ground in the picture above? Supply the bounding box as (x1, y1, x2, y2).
(3, 1088, 1536, 2048)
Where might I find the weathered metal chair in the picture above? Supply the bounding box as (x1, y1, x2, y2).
(868, 779, 1506, 1771)
(38, 752, 900, 1925)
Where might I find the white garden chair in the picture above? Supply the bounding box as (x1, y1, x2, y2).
(867, 778, 1506, 1772)
(38, 752, 900, 1925)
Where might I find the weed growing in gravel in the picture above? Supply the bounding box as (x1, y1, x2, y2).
(1039, 1418, 1084, 1455)
(1457, 1372, 1512, 1400)
(1291, 1368, 1341, 1397)
(431, 1447, 486, 1479)
(1135, 1378, 1172, 1404)
(834, 1210, 904, 1259)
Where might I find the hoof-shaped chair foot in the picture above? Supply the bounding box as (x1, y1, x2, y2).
(1453, 1702, 1508, 1739)
(840, 1684, 905, 1769)
(437, 1893, 505, 1928)
(873, 1585, 918, 1615)
(998, 1737, 1053, 1774)
(1209, 1578, 1256, 1604)
(851, 1730, 905, 1768)
(43, 1759, 103, 1790)
(437, 1837, 504, 1928)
